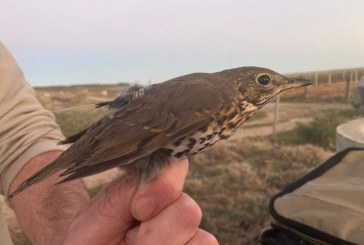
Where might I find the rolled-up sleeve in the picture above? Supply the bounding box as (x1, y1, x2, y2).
(0, 42, 68, 198)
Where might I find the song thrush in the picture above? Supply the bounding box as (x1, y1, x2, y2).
(10, 66, 311, 198)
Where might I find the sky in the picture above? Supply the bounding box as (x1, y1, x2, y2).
(1, 0, 364, 86)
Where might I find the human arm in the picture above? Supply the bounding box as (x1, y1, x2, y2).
(9, 151, 90, 245)
(0, 41, 83, 244)
(11, 155, 218, 245)
(1, 42, 217, 245)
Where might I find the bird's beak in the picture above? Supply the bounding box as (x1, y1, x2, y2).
(284, 78, 313, 90)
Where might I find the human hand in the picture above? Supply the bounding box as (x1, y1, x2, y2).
(62, 159, 218, 245)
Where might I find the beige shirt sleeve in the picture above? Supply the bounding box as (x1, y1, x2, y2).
(0, 42, 68, 199)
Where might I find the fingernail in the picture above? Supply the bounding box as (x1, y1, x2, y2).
(135, 195, 157, 220)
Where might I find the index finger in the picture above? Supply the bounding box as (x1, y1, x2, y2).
(131, 159, 189, 221)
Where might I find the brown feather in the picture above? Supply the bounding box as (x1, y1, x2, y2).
(9, 66, 312, 197)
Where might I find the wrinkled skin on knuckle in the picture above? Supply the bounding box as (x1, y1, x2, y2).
(95, 174, 134, 219)
(95, 182, 123, 218)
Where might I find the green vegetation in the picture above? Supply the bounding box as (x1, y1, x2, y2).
(54, 108, 110, 137)
(249, 110, 267, 122)
(280, 95, 349, 104)
(35, 83, 127, 93)
(11, 233, 32, 245)
(87, 184, 105, 198)
(276, 109, 358, 151)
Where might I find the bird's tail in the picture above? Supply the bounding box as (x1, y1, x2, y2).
(9, 158, 64, 198)
(95, 101, 111, 108)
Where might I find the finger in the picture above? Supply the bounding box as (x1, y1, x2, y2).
(131, 159, 189, 220)
(126, 193, 202, 245)
(186, 229, 219, 245)
(64, 174, 138, 244)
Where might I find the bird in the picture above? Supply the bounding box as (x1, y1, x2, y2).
(9, 66, 312, 198)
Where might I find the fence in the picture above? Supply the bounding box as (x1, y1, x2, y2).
(281, 67, 364, 101)
(272, 67, 364, 136)
(287, 67, 364, 85)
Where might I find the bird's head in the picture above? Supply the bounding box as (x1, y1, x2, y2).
(228, 66, 312, 107)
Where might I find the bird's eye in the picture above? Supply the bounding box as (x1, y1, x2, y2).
(257, 75, 271, 85)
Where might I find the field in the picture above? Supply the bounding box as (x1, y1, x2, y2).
(3, 75, 362, 244)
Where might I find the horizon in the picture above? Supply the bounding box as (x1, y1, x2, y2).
(1, 0, 364, 86)
(32, 66, 364, 88)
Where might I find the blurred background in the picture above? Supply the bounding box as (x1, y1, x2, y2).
(1, 1, 364, 244)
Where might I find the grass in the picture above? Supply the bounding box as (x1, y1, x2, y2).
(9, 83, 358, 244)
(54, 107, 111, 137)
(248, 110, 267, 122)
(186, 137, 325, 244)
(281, 95, 349, 104)
(276, 109, 358, 151)
(87, 184, 106, 198)
(11, 233, 32, 245)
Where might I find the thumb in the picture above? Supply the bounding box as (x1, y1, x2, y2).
(64, 174, 138, 244)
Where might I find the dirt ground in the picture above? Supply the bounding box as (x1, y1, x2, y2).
(1, 100, 351, 244)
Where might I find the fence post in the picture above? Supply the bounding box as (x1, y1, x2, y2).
(314, 73, 318, 86)
(345, 76, 352, 102)
(328, 72, 332, 84)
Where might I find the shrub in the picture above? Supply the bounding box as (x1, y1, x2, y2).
(277, 109, 358, 151)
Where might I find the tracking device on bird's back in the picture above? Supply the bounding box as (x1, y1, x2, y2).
(261, 148, 364, 245)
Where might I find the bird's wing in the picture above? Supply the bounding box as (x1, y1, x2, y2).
(9, 74, 238, 197)
(60, 75, 235, 172)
